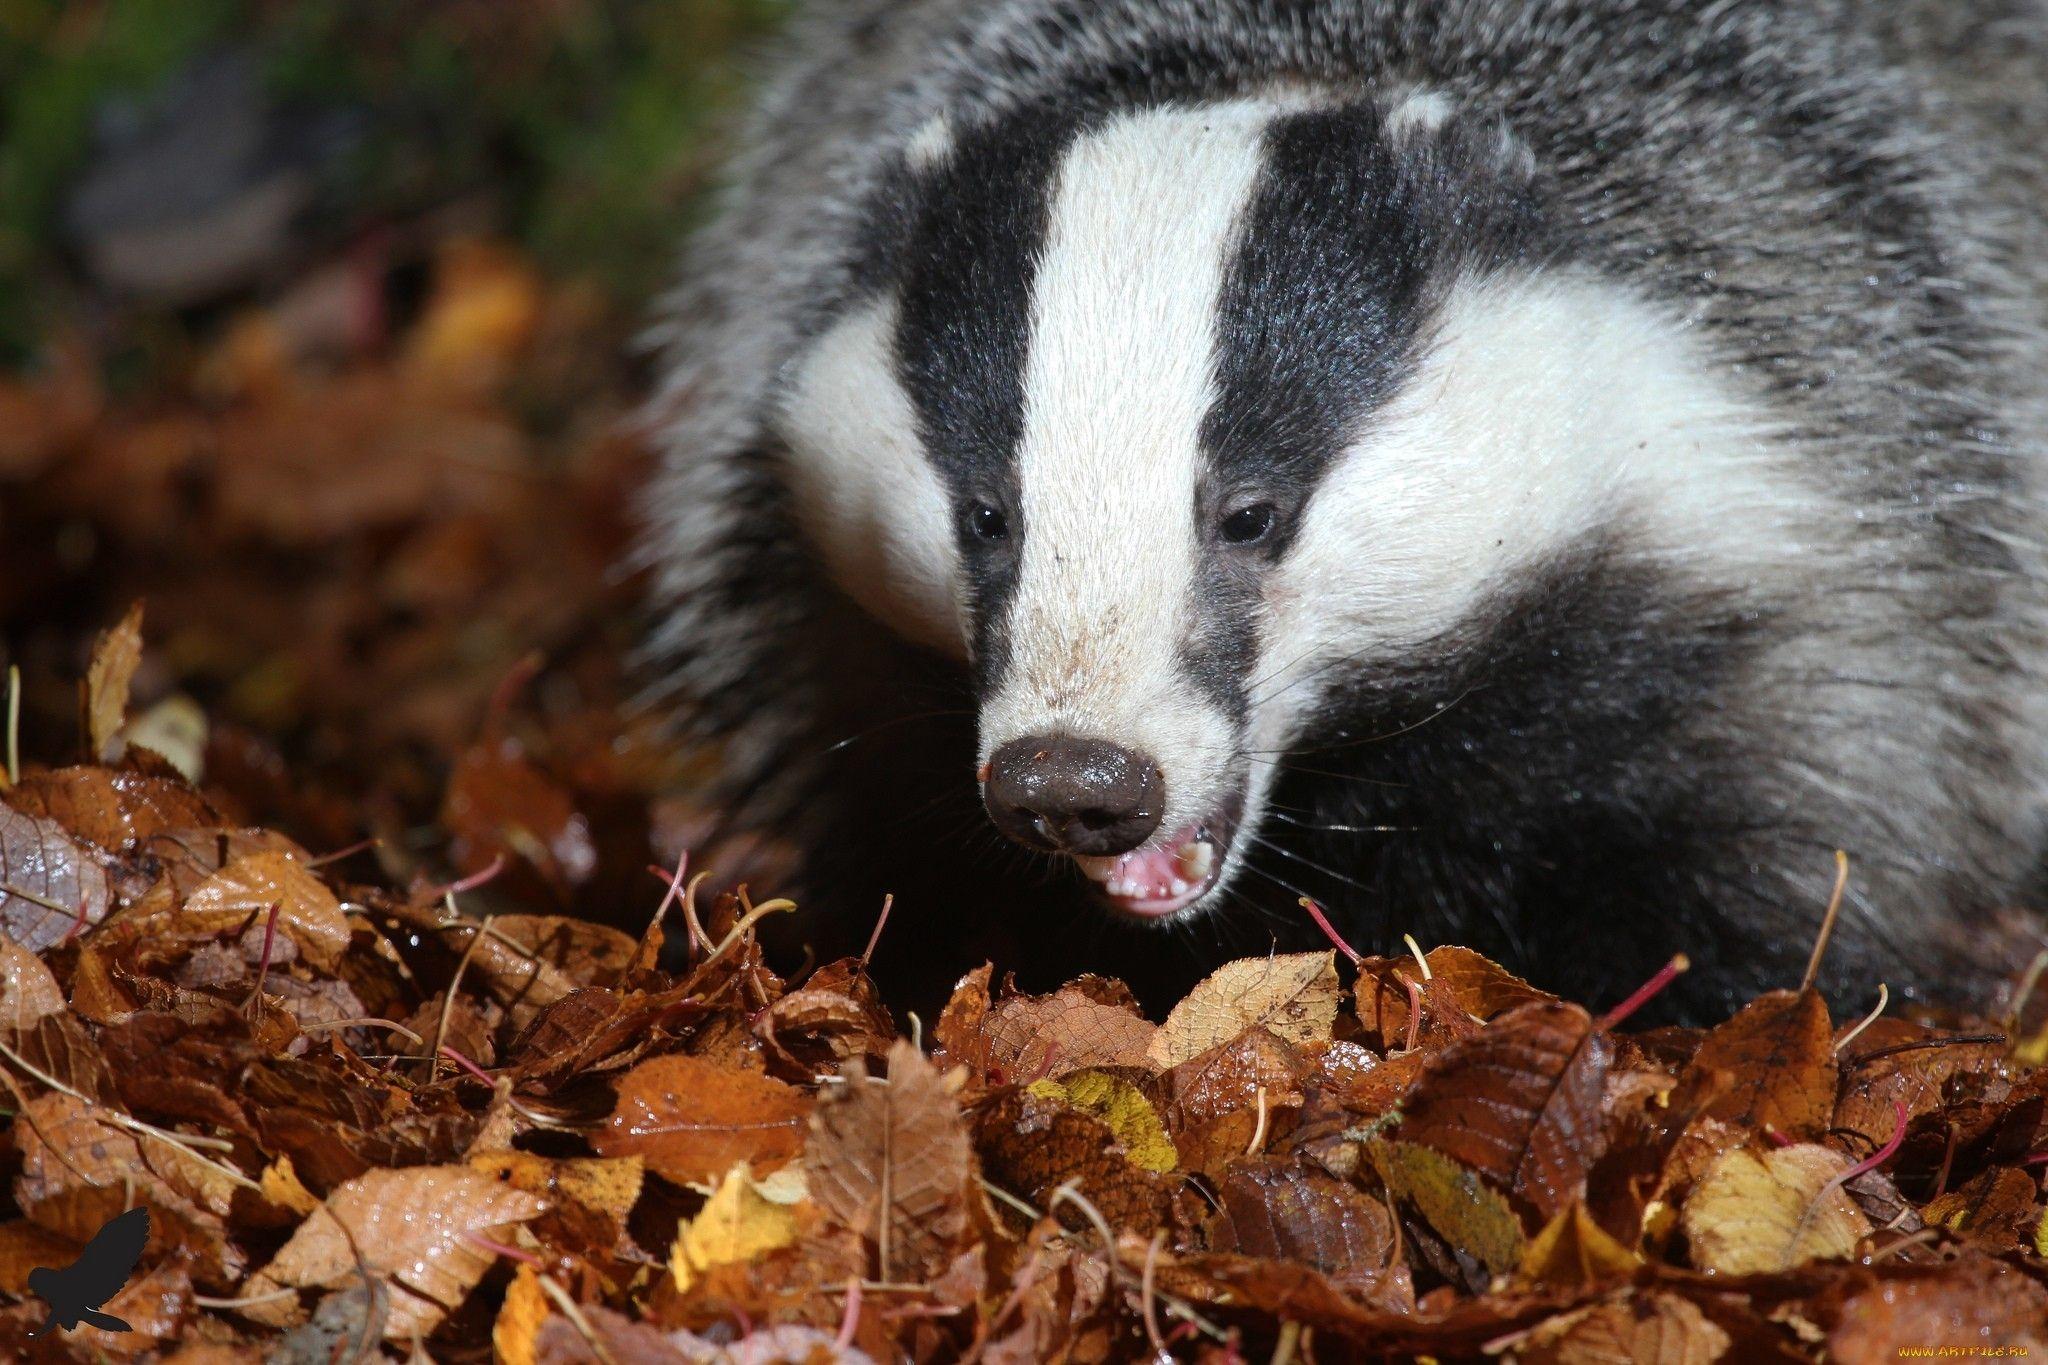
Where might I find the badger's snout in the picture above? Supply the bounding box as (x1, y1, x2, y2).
(982, 735, 1164, 856)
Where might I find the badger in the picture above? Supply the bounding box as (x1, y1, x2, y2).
(643, 0, 2048, 1020)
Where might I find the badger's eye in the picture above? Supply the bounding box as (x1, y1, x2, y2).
(1219, 503, 1277, 545)
(967, 502, 1010, 541)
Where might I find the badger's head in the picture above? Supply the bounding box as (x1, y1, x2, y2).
(770, 92, 1799, 928)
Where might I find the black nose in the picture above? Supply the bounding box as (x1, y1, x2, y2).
(983, 735, 1165, 856)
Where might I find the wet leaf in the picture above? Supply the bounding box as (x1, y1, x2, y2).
(1516, 1202, 1641, 1289)
(593, 1055, 809, 1184)
(1399, 1000, 1613, 1219)
(1672, 990, 1835, 1141)
(0, 805, 110, 950)
(0, 934, 66, 1027)
(1209, 1158, 1397, 1278)
(1516, 1292, 1731, 1365)
(179, 851, 352, 970)
(248, 1164, 545, 1340)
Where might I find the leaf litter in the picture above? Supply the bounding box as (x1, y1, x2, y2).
(4, 235, 2048, 1360)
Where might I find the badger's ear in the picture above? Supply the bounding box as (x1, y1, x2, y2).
(770, 297, 967, 659)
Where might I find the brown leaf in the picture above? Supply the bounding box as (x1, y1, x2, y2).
(0, 934, 66, 1027)
(1679, 1143, 1871, 1274)
(1148, 951, 1339, 1070)
(930, 963, 993, 1076)
(0, 804, 110, 950)
(87, 602, 146, 759)
(441, 736, 597, 900)
(1921, 1165, 2040, 1251)
(249, 1164, 545, 1340)
(1517, 1292, 1731, 1365)
(4, 765, 219, 853)
(1823, 1258, 2048, 1364)
(1672, 989, 1835, 1140)
(1399, 1001, 1614, 1220)
(488, 913, 638, 989)
(761, 958, 895, 1074)
(1162, 1025, 1312, 1131)
(1209, 1158, 1397, 1280)
(178, 851, 352, 970)
(1833, 1021, 2006, 1152)
(983, 982, 1156, 1083)
(974, 1085, 1173, 1237)
(806, 1040, 973, 1280)
(593, 1055, 809, 1185)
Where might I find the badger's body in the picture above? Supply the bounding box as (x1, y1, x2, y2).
(647, 0, 2048, 1018)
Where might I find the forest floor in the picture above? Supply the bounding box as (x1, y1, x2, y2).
(4, 5, 2048, 1362)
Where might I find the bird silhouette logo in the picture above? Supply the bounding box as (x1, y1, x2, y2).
(26, 1206, 149, 1336)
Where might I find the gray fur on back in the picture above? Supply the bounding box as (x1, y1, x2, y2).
(646, 0, 2048, 1011)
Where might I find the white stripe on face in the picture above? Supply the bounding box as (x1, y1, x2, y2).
(978, 102, 1281, 837)
(777, 297, 966, 657)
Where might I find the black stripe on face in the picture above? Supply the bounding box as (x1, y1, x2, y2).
(892, 108, 1080, 686)
(1185, 101, 1552, 715)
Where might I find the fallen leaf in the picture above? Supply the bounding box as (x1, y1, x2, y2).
(670, 1164, 800, 1290)
(1516, 1292, 1731, 1365)
(985, 984, 1155, 1082)
(1680, 1143, 1871, 1275)
(1516, 1202, 1641, 1289)
(488, 914, 638, 989)
(807, 1040, 972, 1280)
(974, 1086, 1172, 1235)
(248, 1164, 545, 1339)
(470, 1151, 645, 1223)
(1148, 952, 1339, 1070)
(1672, 990, 1835, 1140)
(495, 1263, 551, 1365)
(1027, 1069, 1176, 1172)
(1823, 1258, 2048, 1364)
(86, 602, 146, 760)
(594, 1055, 809, 1184)
(1399, 1001, 1614, 1219)
(179, 851, 352, 970)
(1369, 1138, 1528, 1276)
(4, 765, 218, 853)
(0, 934, 66, 1026)
(1208, 1159, 1397, 1280)
(0, 805, 110, 949)
(1921, 1165, 2039, 1251)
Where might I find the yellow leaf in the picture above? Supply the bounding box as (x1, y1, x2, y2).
(470, 1151, 645, 1222)
(671, 1165, 800, 1292)
(1679, 1143, 1872, 1275)
(1027, 1070, 1177, 1172)
(261, 1156, 321, 1217)
(1517, 1202, 1640, 1288)
(493, 1263, 550, 1365)
(1369, 1137, 1526, 1276)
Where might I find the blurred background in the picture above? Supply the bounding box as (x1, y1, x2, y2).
(0, 1, 795, 923)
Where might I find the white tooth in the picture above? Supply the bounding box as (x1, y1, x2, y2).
(1169, 878, 1190, 897)
(1176, 840, 1215, 882)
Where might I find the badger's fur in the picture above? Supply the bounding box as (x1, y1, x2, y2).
(645, 0, 2048, 1019)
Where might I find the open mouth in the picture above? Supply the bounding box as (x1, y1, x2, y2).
(1072, 802, 1241, 919)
